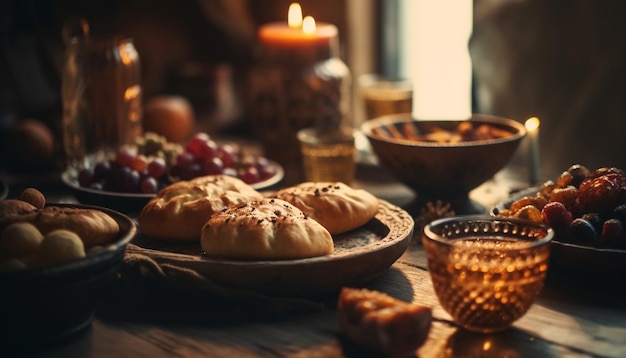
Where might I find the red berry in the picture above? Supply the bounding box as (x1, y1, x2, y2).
(602, 219, 624, 241)
(541, 201, 572, 230)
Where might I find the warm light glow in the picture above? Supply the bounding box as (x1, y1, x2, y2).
(288, 3, 303, 28)
(402, 0, 473, 120)
(482, 340, 492, 351)
(302, 16, 316, 34)
(525, 117, 540, 132)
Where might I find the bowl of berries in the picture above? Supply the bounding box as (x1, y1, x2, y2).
(493, 164, 626, 274)
(62, 132, 284, 214)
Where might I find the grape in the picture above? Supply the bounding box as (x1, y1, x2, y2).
(581, 213, 603, 232)
(217, 144, 237, 168)
(197, 139, 218, 160)
(203, 157, 224, 175)
(180, 163, 203, 180)
(175, 152, 195, 167)
(147, 157, 167, 178)
(239, 166, 260, 184)
(93, 161, 112, 181)
(121, 169, 141, 192)
(140, 176, 159, 194)
(116, 148, 135, 167)
(256, 157, 276, 179)
(78, 168, 94, 187)
(185, 133, 211, 157)
(570, 218, 598, 243)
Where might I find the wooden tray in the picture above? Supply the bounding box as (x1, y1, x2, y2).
(130, 199, 414, 296)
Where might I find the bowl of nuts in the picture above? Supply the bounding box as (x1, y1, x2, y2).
(0, 188, 136, 352)
(361, 114, 526, 211)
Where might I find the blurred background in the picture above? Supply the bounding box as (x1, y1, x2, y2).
(1, 0, 624, 178)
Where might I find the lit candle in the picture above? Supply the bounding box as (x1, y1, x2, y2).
(525, 117, 541, 186)
(257, 3, 339, 62)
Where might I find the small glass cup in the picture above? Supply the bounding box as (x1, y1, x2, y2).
(297, 127, 356, 184)
(422, 215, 554, 333)
(358, 74, 413, 121)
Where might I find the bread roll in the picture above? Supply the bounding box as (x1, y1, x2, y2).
(139, 175, 264, 241)
(273, 182, 379, 234)
(0, 206, 119, 246)
(201, 198, 333, 260)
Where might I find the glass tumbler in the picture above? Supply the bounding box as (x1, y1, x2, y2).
(422, 215, 554, 333)
(62, 27, 143, 177)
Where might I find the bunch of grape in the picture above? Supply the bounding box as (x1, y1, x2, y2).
(168, 132, 276, 185)
(76, 132, 277, 194)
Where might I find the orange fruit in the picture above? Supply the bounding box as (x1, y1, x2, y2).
(143, 95, 195, 143)
(7, 118, 55, 166)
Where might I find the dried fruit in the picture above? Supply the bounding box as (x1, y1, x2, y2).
(578, 167, 626, 214)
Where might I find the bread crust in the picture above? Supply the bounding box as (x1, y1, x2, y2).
(0, 199, 37, 219)
(201, 198, 333, 260)
(138, 175, 264, 241)
(0, 206, 119, 245)
(273, 182, 379, 234)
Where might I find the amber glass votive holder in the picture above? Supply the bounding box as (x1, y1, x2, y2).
(422, 215, 554, 333)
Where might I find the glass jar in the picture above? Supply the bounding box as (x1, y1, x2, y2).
(248, 24, 351, 184)
(62, 26, 143, 176)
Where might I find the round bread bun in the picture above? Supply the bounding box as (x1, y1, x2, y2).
(0, 199, 38, 220)
(138, 175, 265, 242)
(201, 198, 333, 260)
(272, 182, 379, 235)
(0, 206, 119, 246)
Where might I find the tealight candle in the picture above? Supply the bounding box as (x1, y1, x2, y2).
(248, 3, 351, 185)
(525, 117, 541, 186)
(257, 3, 340, 63)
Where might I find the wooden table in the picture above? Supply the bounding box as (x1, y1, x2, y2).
(7, 164, 626, 358)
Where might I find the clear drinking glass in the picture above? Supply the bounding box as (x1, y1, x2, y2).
(358, 74, 412, 121)
(423, 215, 554, 333)
(297, 127, 356, 185)
(62, 24, 143, 177)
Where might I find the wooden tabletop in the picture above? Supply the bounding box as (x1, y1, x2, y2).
(7, 164, 626, 358)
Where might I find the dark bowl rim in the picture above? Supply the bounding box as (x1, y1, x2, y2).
(360, 113, 527, 147)
(423, 214, 555, 250)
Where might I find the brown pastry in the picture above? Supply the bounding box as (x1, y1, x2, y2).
(272, 182, 379, 234)
(0, 206, 119, 246)
(337, 287, 432, 357)
(139, 175, 265, 241)
(0, 200, 37, 219)
(201, 198, 333, 260)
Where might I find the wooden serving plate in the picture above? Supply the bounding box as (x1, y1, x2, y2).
(130, 199, 414, 296)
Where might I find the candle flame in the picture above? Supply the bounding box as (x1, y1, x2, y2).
(525, 117, 540, 132)
(302, 16, 316, 34)
(288, 3, 303, 28)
